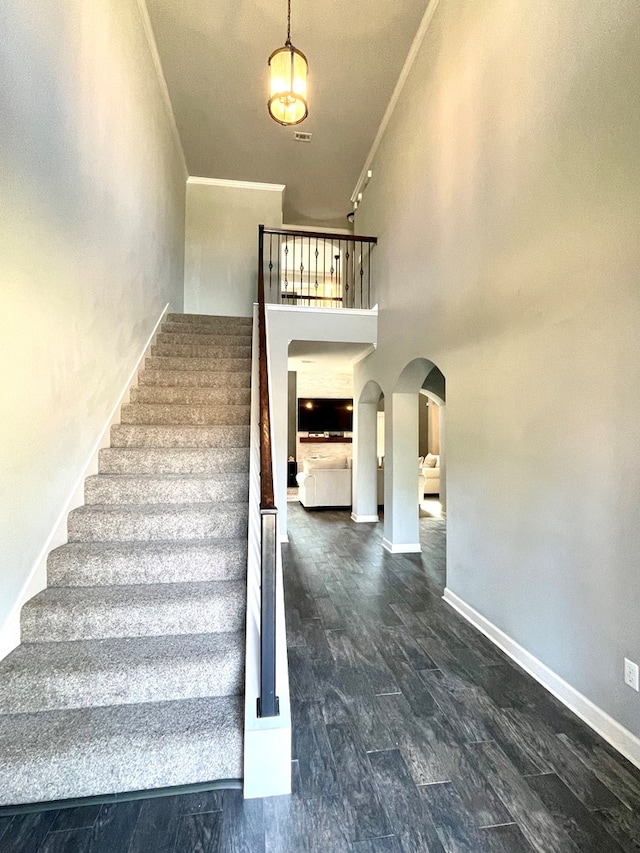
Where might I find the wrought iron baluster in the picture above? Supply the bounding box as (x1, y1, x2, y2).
(259, 228, 376, 311)
(284, 241, 289, 300)
(307, 238, 311, 305)
(277, 235, 281, 303)
(344, 245, 350, 309)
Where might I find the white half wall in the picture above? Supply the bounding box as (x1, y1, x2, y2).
(0, 0, 187, 642)
(184, 179, 284, 318)
(354, 0, 640, 743)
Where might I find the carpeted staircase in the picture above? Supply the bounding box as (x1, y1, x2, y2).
(0, 313, 252, 806)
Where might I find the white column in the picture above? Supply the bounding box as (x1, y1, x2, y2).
(383, 392, 421, 553)
(351, 401, 379, 522)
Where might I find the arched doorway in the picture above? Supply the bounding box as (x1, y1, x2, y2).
(383, 359, 446, 553)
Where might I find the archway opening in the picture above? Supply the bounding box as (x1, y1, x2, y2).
(383, 359, 446, 555)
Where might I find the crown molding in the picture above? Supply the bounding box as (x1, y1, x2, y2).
(188, 177, 286, 193)
(351, 0, 440, 204)
(135, 0, 188, 179)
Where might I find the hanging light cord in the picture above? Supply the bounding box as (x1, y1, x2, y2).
(286, 0, 292, 46)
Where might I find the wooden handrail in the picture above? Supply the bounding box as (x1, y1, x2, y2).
(262, 226, 377, 244)
(257, 224, 278, 718)
(257, 225, 275, 511)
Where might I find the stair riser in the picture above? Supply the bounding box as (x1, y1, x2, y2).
(166, 313, 252, 328)
(84, 476, 248, 506)
(110, 424, 250, 448)
(139, 369, 251, 388)
(145, 356, 251, 373)
(130, 386, 251, 406)
(120, 403, 250, 426)
(21, 597, 246, 642)
(99, 447, 249, 474)
(155, 332, 251, 348)
(48, 542, 247, 586)
(151, 343, 251, 359)
(0, 647, 243, 714)
(161, 322, 252, 336)
(68, 506, 248, 542)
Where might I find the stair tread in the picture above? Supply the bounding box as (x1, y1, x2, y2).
(139, 369, 251, 387)
(70, 500, 249, 516)
(47, 539, 247, 586)
(85, 472, 249, 484)
(2, 631, 244, 671)
(49, 537, 248, 560)
(22, 581, 246, 642)
(0, 632, 244, 713)
(166, 312, 252, 324)
(0, 695, 243, 804)
(151, 344, 251, 357)
(123, 402, 251, 412)
(0, 633, 244, 712)
(155, 332, 252, 346)
(110, 424, 250, 448)
(99, 446, 250, 474)
(120, 402, 251, 426)
(130, 385, 251, 404)
(25, 579, 246, 607)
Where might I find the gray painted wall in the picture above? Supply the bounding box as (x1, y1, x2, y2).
(355, 0, 640, 738)
(184, 181, 283, 317)
(1, 0, 187, 641)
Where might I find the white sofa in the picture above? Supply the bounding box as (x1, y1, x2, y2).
(420, 453, 440, 495)
(296, 455, 352, 508)
(376, 454, 440, 505)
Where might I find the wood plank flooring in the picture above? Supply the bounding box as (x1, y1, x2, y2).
(2, 503, 640, 851)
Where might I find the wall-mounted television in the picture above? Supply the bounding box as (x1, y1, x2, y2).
(298, 398, 353, 433)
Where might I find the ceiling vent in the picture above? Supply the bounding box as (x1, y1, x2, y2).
(294, 131, 312, 142)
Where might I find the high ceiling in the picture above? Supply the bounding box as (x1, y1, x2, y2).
(145, 0, 429, 228)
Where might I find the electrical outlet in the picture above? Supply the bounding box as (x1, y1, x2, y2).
(624, 658, 639, 691)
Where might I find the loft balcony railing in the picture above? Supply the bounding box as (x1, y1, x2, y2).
(259, 225, 377, 310)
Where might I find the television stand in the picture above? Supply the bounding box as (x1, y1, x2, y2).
(300, 436, 352, 444)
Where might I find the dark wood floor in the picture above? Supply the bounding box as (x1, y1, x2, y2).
(3, 504, 640, 852)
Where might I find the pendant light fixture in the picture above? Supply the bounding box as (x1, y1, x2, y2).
(268, 0, 308, 126)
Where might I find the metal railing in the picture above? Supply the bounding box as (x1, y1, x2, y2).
(260, 226, 377, 310)
(256, 226, 279, 718)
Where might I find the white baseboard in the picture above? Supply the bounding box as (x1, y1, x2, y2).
(351, 513, 379, 523)
(382, 538, 421, 554)
(0, 304, 170, 663)
(443, 587, 640, 771)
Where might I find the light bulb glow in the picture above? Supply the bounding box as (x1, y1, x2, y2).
(268, 44, 308, 125)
